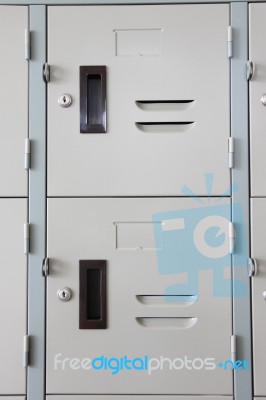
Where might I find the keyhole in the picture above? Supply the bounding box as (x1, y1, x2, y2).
(63, 96, 66, 103)
(62, 291, 66, 298)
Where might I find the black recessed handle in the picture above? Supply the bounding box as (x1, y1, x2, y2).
(79, 260, 107, 329)
(80, 66, 107, 133)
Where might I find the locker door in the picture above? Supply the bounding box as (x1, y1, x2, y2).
(47, 5, 230, 197)
(47, 198, 233, 395)
(251, 199, 266, 396)
(0, 200, 27, 394)
(0, 6, 28, 197)
(46, 397, 233, 400)
(249, 4, 266, 196)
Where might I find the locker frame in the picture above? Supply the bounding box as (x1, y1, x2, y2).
(231, 4, 253, 400)
(10, 1, 251, 400)
(28, 5, 46, 400)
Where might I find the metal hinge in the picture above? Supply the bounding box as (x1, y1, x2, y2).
(42, 257, 49, 277)
(229, 222, 235, 254)
(246, 61, 255, 81)
(43, 63, 50, 83)
(228, 137, 234, 168)
(231, 335, 237, 363)
(23, 335, 30, 367)
(228, 26, 233, 59)
(25, 138, 31, 170)
(248, 257, 257, 277)
(25, 28, 30, 60)
(24, 223, 30, 255)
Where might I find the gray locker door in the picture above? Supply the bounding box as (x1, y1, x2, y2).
(0, 398, 26, 400)
(47, 198, 232, 395)
(249, 4, 266, 196)
(0, 200, 27, 394)
(251, 199, 266, 396)
(47, 5, 230, 197)
(0, 6, 28, 197)
(47, 397, 233, 400)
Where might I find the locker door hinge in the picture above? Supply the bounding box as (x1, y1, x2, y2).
(24, 223, 30, 254)
(25, 28, 31, 60)
(248, 257, 257, 277)
(25, 138, 31, 170)
(231, 335, 237, 363)
(42, 257, 49, 277)
(23, 335, 30, 367)
(246, 61, 255, 81)
(228, 137, 234, 168)
(228, 26, 233, 59)
(229, 222, 235, 254)
(43, 63, 50, 83)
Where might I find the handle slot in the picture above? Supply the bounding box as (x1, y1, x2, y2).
(79, 260, 107, 329)
(80, 66, 107, 133)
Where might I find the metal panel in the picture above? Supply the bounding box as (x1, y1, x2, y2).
(27, 6, 46, 400)
(47, 197, 233, 395)
(251, 198, 266, 396)
(0, 199, 27, 394)
(250, 3, 266, 196)
(0, 6, 28, 197)
(47, 5, 230, 196)
(0, 0, 263, 4)
(0, 398, 26, 400)
(47, 397, 234, 400)
(230, 4, 253, 400)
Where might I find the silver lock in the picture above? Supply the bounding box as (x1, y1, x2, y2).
(261, 93, 266, 106)
(57, 287, 72, 302)
(263, 291, 266, 301)
(58, 94, 72, 107)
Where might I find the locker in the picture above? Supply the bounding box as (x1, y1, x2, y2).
(47, 5, 230, 197)
(47, 198, 233, 395)
(0, 6, 28, 197)
(46, 397, 233, 400)
(249, 4, 266, 196)
(0, 199, 27, 394)
(0, 398, 26, 400)
(250, 199, 266, 397)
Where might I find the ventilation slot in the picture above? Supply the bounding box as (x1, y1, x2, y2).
(136, 317, 197, 329)
(136, 121, 195, 133)
(136, 100, 195, 111)
(136, 295, 197, 306)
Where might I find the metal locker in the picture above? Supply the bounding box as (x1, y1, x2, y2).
(0, 199, 27, 394)
(0, 6, 28, 197)
(47, 197, 233, 395)
(250, 199, 266, 397)
(46, 397, 233, 400)
(0, 398, 26, 400)
(47, 5, 230, 197)
(249, 4, 266, 196)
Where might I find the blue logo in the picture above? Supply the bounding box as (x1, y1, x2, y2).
(152, 173, 248, 299)
(217, 360, 249, 370)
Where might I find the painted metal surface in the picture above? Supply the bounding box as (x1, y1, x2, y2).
(47, 4, 230, 196)
(231, 4, 253, 400)
(47, 197, 233, 394)
(0, 6, 28, 197)
(0, 199, 27, 394)
(27, 5, 46, 400)
(0, 3, 253, 400)
(249, 4, 266, 196)
(251, 199, 266, 396)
